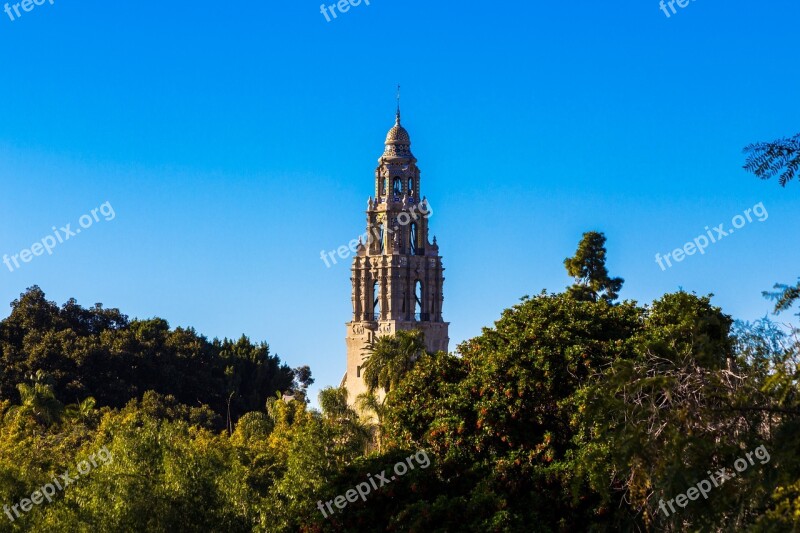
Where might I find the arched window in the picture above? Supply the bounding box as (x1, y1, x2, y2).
(393, 177, 402, 196)
(414, 280, 423, 320)
(379, 222, 386, 253)
(373, 281, 381, 320)
(408, 178, 414, 195)
(409, 223, 418, 255)
(380, 178, 387, 196)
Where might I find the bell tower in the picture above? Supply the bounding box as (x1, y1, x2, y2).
(343, 110, 450, 402)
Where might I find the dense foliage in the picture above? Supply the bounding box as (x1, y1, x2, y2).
(1, 232, 799, 531)
(0, 287, 300, 430)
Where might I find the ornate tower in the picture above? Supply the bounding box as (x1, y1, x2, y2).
(343, 110, 449, 402)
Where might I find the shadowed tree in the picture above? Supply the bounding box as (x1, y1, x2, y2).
(573, 293, 772, 531)
(290, 365, 314, 401)
(64, 396, 97, 424)
(10, 371, 64, 426)
(0, 287, 296, 431)
(355, 391, 388, 452)
(358, 330, 427, 452)
(564, 231, 624, 303)
(361, 330, 426, 394)
(743, 132, 800, 186)
(319, 386, 371, 455)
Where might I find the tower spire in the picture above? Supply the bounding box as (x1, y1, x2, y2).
(396, 84, 401, 124)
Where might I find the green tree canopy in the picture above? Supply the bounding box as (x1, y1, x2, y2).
(564, 231, 624, 303)
(0, 287, 297, 430)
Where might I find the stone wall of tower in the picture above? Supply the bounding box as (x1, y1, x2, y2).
(344, 318, 449, 402)
(342, 113, 449, 405)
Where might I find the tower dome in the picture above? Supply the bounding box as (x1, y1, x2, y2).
(385, 113, 411, 144)
(383, 112, 413, 158)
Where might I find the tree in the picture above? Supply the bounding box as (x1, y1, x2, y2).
(64, 396, 97, 424)
(361, 330, 426, 394)
(319, 387, 370, 455)
(743, 132, 800, 186)
(39, 400, 254, 532)
(359, 331, 427, 451)
(0, 287, 296, 431)
(387, 291, 643, 529)
(564, 232, 624, 303)
(742, 134, 800, 314)
(288, 365, 314, 404)
(355, 391, 387, 452)
(11, 371, 64, 427)
(260, 389, 371, 531)
(763, 279, 800, 318)
(573, 292, 762, 531)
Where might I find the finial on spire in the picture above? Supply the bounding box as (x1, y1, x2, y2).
(395, 84, 401, 124)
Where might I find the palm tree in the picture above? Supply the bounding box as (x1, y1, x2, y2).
(11, 371, 64, 426)
(355, 391, 388, 453)
(743, 132, 800, 186)
(319, 387, 371, 455)
(64, 397, 96, 423)
(361, 330, 426, 394)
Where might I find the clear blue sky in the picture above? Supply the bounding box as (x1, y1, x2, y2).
(1, 1, 799, 403)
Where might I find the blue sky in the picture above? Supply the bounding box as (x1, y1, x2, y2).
(1, 0, 799, 403)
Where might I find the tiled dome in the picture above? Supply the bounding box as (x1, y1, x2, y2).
(383, 112, 413, 157)
(385, 118, 411, 145)
(386, 111, 411, 145)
